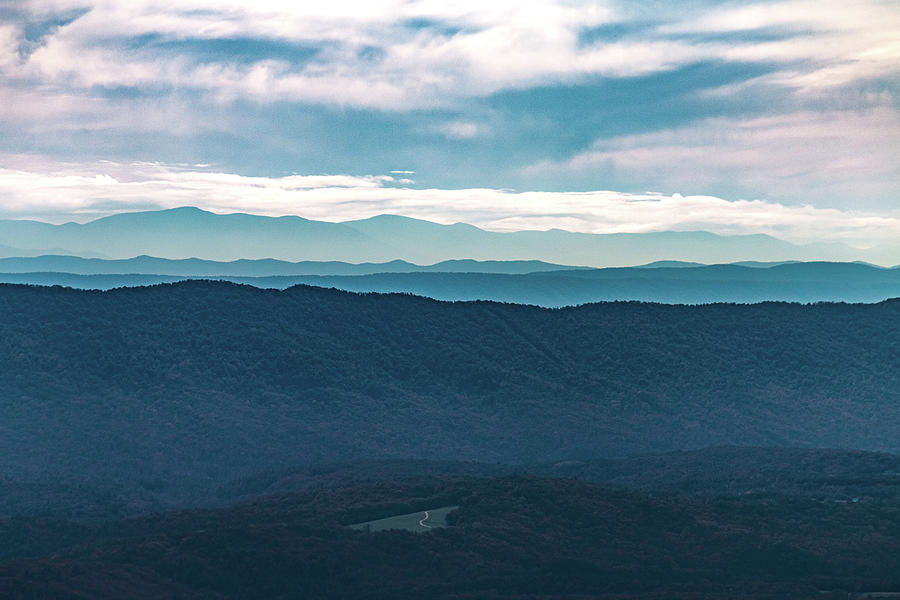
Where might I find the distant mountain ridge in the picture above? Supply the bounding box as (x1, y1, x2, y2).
(4, 260, 900, 305)
(0, 255, 591, 276)
(1, 206, 894, 265)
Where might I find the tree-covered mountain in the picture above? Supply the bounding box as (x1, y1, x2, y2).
(3, 261, 900, 304)
(2, 272, 899, 598)
(218, 448, 900, 506)
(1, 206, 891, 264)
(535, 446, 900, 502)
(3, 459, 900, 599)
(1, 281, 898, 501)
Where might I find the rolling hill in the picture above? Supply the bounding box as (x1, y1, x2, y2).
(0, 281, 897, 501)
(3, 455, 900, 599)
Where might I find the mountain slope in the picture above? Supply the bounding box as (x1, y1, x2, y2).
(3, 467, 900, 599)
(0, 281, 898, 500)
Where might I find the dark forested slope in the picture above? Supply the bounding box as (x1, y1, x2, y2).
(4, 472, 900, 599)
(1, 282, 898, 498)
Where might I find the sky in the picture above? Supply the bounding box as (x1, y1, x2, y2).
(0, 0, 898, 246)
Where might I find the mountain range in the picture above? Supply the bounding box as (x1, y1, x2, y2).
(3, 207, 900, 598)
(0, 255, 590, 276)
(2, 206, 896, 265)
(2, 280, 897, 498)
(3, 259, 899, 305)
(3, 278, 899, 599)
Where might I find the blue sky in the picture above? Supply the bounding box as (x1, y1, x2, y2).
(0, 0, 898, 246)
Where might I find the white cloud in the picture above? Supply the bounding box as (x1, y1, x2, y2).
(4, 0, 897, 110)
(0, 0, 896, 224)
(662, 0, 900, 93)
(0, 24, 20, 72)
(0, 85, 217, 134)
(535, 107, 900, 205)
(0, 157, 898, 251)
(665, 0, 900, 38)
(436, 121, 484, 139)
(9, 1, 615, 109)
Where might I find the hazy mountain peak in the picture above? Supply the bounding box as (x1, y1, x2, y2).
(342, 214, 483, 231)
(96, 205, 212, 220)
(636, 260, 706, 268)
(342, 213, 427, 225)
(0, 207, 894, 265)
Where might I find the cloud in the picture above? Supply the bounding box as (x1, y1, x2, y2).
(0, 85, 218, 135)
(8, 1, 614, 109)
(436, 121, 484, 139)
(0, 157, 898, 250)
(0, 24, 19, 71)
(532, 107, 900, 206)
(3, 0, 897, 111)
(661, 0, 900, 93)
(0, 1, 896, 215)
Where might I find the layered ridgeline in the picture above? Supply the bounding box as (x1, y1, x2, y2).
(3, 282, 900, 598)
(0, 255, 591, 276)
(2, 206, 896, 265)
(1, 281, 898, 499)
(2, 257, 900, 304)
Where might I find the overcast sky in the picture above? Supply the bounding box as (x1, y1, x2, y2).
(0, 1, 898, 245)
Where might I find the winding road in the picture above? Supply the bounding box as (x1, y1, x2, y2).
(418, 511, 432, 528)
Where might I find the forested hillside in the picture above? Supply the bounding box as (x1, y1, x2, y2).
(4, 469, 900, 599)
(1, 282, 898, 500)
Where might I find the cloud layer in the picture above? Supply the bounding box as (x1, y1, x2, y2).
(5, 1, 896, 109)
(0, 1, 898, 222)
(1, 159, 897, 251)
(532, 107, 900, 205)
